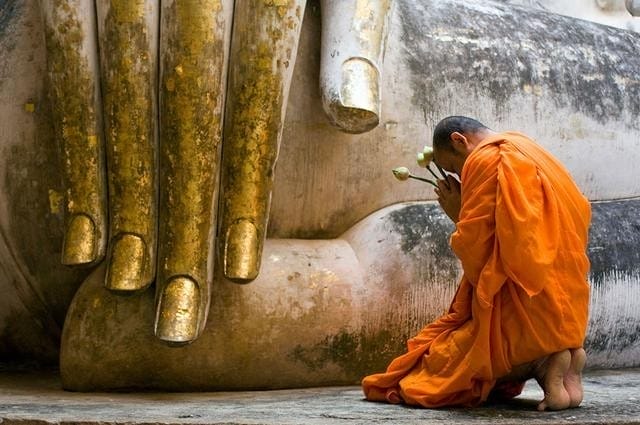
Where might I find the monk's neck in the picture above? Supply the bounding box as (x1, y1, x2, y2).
(471, 129, 498, 147)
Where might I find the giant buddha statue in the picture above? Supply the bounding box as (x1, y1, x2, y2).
(0, 0, 639, 390)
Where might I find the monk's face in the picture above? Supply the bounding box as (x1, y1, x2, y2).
(433, 144, 467, 177)
(433, 131, 480, 177)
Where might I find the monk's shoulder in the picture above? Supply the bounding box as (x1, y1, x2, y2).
(462, 141, 501, 183)
(502, 131, 560, 157)
(467, 138, 502, 167)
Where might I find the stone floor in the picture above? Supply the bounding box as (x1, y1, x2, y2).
(0, 368, 639, 425)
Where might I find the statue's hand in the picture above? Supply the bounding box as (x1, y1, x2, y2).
(42, 0, 306, 344)
(41, 0, 226, 344)
(43, 0, 391, 345)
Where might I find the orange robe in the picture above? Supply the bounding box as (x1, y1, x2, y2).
(362, 132, 591, 408)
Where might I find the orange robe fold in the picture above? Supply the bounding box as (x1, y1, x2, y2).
(362, 132, 591, 408)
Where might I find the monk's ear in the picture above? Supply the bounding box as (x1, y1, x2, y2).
(450, 132, 470, 154)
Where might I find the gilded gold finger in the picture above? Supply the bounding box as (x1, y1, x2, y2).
(41, 0, 107, 266)
(155, 0, 230, 343)
(96, 0, 159, 291)
(319, 0, 392, 133)
(220, 0, 306, 283)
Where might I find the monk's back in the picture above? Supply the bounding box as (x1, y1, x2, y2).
(464, 132, 591, 364)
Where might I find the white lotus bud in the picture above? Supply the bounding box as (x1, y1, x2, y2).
(392, 167, 410, 181)
(416, 152, 428, 168)
(417, 146, 434, 168)
(423, 146, 434, 162)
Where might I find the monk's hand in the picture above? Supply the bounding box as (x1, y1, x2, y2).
(435, 175, 461, 223)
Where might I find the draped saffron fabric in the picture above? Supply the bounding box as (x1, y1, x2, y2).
(362, 132, 591, 408)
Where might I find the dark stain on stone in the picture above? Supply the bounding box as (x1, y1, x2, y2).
(0, 315, 58, 365)
(386, 203, 461, 286)
(0, 0, 20, 41)
(2, 78, 88, 364)
(288, 327, 408, 380)
(398, 0, 640, 127)
(585, 317, 640, 360)
(588, 198, 640, 288)
(387, 203, 455, 255)
(583, 198, 640, 361)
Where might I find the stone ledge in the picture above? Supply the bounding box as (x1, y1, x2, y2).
(0, 369, 638, 425)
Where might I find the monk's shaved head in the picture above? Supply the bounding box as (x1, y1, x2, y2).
(432, 116, 489, 152)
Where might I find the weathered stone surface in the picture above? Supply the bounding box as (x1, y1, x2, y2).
(59, 198, 640, 390)
(275, 0, 640, 239)
(0, 0, 87, 364)
(1, 0, 640, 387)
(585, 198, 640, 368)
(497, 0, 640, 31)
(1, 369, 640, 424)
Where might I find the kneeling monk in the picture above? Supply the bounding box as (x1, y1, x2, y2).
(362, 116, 591, 411)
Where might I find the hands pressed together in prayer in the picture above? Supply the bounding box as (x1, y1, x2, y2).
(435, 175, 461, 223)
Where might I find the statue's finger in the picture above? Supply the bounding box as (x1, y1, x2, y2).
(41, 0, 107, 266)
(219, 0, 306, 283)
(319, 0, 393, 134)
(95, 0, 159, 292)
(154, 0, 233, 344)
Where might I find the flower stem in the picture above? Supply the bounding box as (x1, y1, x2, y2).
(426, 164, 441, 182)
(408, 174, 438, 187)
(430, 164, 450, 189)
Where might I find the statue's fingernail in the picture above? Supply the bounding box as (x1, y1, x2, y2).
(224, 220, 260, 283)
(155, 277, 200, 344)
(340, 57, 379, 131)
(62, 214, 97, 265)
(105, 234, 146, 292)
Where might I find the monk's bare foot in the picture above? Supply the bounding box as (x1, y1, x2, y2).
(535, 350, 571, 411)
(386, 389, 402, 404)
(565, 348, 586, 408)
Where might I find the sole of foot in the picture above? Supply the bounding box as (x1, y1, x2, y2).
(536, 350, 571, 411)
(565, 348, 586, 408)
